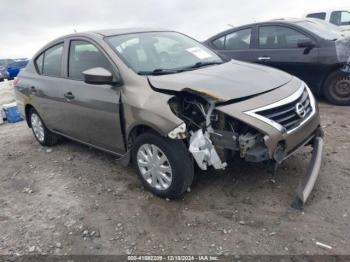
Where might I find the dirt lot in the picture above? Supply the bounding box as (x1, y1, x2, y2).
(0, 103, 349, 256)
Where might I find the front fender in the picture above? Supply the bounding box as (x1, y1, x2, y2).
(122, 91, 183, 142)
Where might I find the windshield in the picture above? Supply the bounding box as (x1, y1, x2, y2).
(295, 20, 344, 40)
(105, 31, 222, 75)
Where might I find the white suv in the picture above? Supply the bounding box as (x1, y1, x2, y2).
(305, 9, 350, 31)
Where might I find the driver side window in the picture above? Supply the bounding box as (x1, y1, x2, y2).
(68, 40, 113, 80)
(259, 26, 311, 49)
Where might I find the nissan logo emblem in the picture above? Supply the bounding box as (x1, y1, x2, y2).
(295, 103, 306, 118)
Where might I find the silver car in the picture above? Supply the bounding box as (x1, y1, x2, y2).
(14, 29, 323, 207)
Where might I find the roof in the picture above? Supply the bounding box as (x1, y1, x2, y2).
(204, 18, 320, 42)
(269, 17, 310, 23)
(89, 27, 170, 37)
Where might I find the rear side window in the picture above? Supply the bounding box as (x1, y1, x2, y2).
(306, 12, 326, 20)
(225, 29, 252, 50)
(68, 40, 113, 80)
(259, 26, 311, 49)
(35, 54, 44, 74)
(212, 36, 225, 49)
(35, 43, 64, 76)
(42, 44, 64, 77)
(212, 28, 252, 50)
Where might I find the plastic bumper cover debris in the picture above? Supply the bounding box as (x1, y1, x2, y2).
(189, 129, 227, 170)
(294, 135, 324, 208)
(168, 123, 187, 139)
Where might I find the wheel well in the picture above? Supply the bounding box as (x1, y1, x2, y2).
(321, 66, 344, 95)
(24, 104, 34, 127)
(127, 125, 161, 149)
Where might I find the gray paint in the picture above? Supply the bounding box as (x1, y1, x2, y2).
(15, 29, 321, 160)
(149, 60, 292, 101)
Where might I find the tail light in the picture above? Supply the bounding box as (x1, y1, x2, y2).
(13, 77, 19, 86)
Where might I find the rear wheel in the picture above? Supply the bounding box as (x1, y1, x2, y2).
(323, 71, 350, 106)
(29, 109, 59, 146)
(132, 132, 194, 199)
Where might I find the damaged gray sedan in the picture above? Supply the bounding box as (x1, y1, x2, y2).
(14, 29, 323, 206)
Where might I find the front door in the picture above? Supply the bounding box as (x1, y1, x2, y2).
(60, 39, 125, 154)
(251, 25, 320, 88)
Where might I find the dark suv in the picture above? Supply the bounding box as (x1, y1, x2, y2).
(204, 18, 350, 105)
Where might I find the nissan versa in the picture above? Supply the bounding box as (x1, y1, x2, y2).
(14, 29, 324, 206)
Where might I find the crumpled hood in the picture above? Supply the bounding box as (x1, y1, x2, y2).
(335, 36, 350, 64)
(148, 60, 292, 102)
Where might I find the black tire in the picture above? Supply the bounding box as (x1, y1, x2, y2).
(323, 71, 350, 106)
(132, 132, 194, 199)
(28, 108, 59, 147)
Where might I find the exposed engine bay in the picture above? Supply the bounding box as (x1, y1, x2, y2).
(168, 92, 267, 170)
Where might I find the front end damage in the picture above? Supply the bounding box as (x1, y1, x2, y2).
(166, 82, 323, 207)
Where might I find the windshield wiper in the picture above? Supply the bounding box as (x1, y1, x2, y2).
(138, 68, 184, 76)
(137, 61, 223, 76)
(182, 61, 223, 70)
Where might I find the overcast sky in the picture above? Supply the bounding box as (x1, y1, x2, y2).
(1, 0, 349, 58)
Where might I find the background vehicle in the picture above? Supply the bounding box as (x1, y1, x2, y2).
(305, 9, 350, 31)
(0, 65, 9, 81)
(14, 29, 323, 204)
(204, 18, 350, 105)
(6, 59, 29, 79)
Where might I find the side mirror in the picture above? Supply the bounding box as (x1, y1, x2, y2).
(297, 40, 315, 49)
(82, 67, 114, 85)
(298, 40, 315, 54)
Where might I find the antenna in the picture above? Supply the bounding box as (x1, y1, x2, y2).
(227, 24, 235, 28)
(74, 28, 77, 33)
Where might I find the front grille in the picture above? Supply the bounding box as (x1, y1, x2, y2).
(255, 87, 312, 132)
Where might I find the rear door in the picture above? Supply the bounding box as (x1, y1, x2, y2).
(208, 27, 254, 62)
(30, 42, 66, 132)
(250, 24, 321, 87)
(60, 38, 125, 154)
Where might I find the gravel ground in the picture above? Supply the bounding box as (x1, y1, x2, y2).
(0, 102, 349, 256)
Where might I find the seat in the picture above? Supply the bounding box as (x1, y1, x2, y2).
(266, 35, 276, 48)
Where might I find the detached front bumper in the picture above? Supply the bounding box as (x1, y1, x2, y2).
(295, 134, 323, 205)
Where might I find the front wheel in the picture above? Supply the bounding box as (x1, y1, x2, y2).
(29, 109, 59, 146)
(132, 132, 194, 199)
(323, 71, 350, 106)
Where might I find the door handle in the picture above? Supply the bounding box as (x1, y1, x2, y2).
(64, 92, 75, 100)
(258, 56, 271, 61)
(30, 86, 37, 94)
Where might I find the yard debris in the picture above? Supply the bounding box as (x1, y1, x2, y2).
(22, 187, 33, 194)
(28, 246, 36, 252)
(82, 230, 89, 237)
(316, 241, 332, 250)
(46, 148, 53, 153)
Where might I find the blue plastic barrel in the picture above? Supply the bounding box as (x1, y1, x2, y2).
(3, 105, 23, 123)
